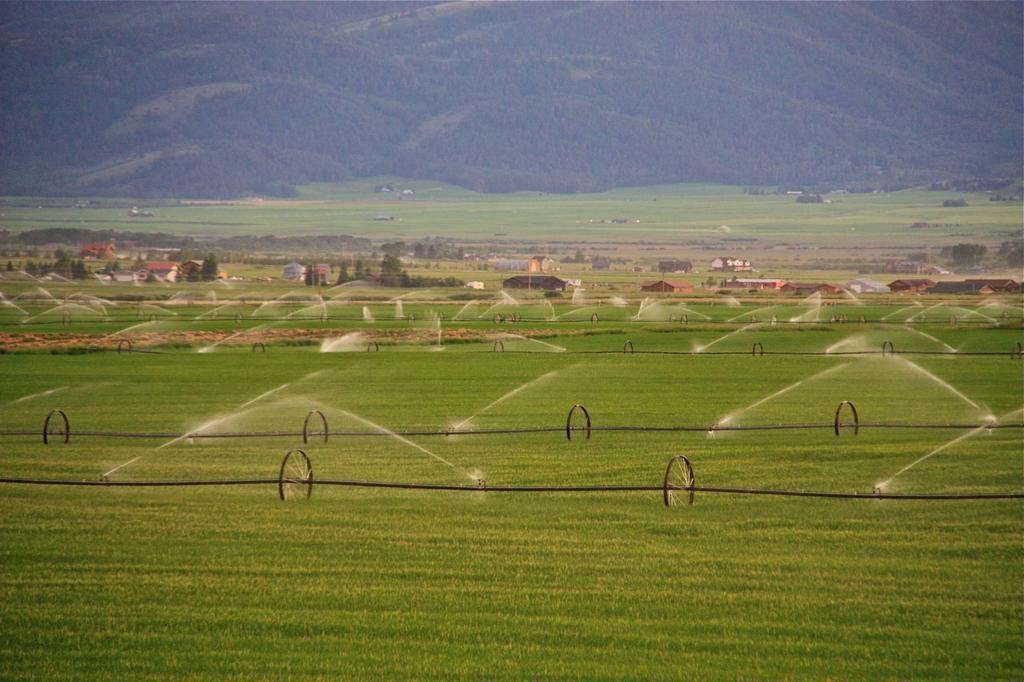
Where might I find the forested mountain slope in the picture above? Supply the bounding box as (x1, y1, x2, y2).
(1, 1, 1020, 197)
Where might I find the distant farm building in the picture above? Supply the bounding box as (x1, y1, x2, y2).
(640, 279, 694, 293)
(528, 256, 555, 273)
(658, 260, 693, 273)
(724, 278, 785, 290)
(373, 215, 395, 221)
(709, 257, 753, 272)
(112, 270, 144, 283)
(845, 278, 891, 294)
(888, 279, 935, 293)
(282, 262, 306, 281)
(141, 262, 179, 283)
(178, 260, 204, 279)
(495, 259, 530, 271)
(780, 282, 842, 295)
(502, 275, 568, 291)
(887, 261, 949, 276)
(963, 279, 1019, 293)
(465, 281, 485, 290)
(80, 243, 115, 260)
(929, 279, 1020, 294)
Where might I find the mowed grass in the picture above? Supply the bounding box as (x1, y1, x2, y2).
(1, 322, 1022, 678)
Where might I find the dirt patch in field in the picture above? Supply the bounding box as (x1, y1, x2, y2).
(0, 326, 623, 351)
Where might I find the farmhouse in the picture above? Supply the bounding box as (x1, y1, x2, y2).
(780, 282, 841, 295)
(79, 243, 115, 260)
(178, 260, 204, 279)
(281, 262, 306, 281)
(640, 279, 694, 293)
(141, 262, 178, 283)
(502, 275, 568, 291)
(465, 281, 485, 290)
(845, 278, 890, 294)
(528, 256, 555, 273)
(724, 278, 785, 290)
(658, 260, 693, 273)
(709, 257, 753, 272)
(888, 279, 935, 293)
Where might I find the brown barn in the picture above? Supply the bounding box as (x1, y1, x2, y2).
(888, 279, 936, 293)
(963, 279, 1020, 293)
(640, 279, 694, 293)
(502, 275, 567, 291)
(177, 260, 204, 279)
(780, 282, 842, 295)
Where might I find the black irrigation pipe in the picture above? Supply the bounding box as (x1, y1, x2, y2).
(0, 476, 1021, 500)
(3, 316, 1019, 327)
(6, 423, 1022, 440)
(473, 349, 1019, 357)
(7, 346, 1018, 358)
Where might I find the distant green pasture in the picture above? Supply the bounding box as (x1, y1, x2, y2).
(2, 182, 1020, 249)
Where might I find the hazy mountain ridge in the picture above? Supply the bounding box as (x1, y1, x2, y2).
(1, 1, 1020, 197)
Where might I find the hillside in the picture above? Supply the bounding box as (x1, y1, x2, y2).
(1, 1, 1021, 197)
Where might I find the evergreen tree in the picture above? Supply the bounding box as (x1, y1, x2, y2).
(200, 254, 219, 281)
(380, 254, 405, 287)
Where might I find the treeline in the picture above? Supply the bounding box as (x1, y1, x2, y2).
(303, 255, 463, 289)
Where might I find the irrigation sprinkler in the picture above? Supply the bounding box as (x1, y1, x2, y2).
(833, 400, 860, 437)
(278, 449, 313, 501)
(366, 341, 380, 352)
(591, 313, 599, 324)
(42, 409, 69, 445)
(1011, 341, 1023, 359)
(251, 342, 266, 353)
(302, 410, 329, 445)
(565, 403, 592, 441)
(116, 339, 133, 354)
(492, 340, 505, 352)
(881, 340, 895, 357)
(751, 342, 765, 357)
(663, 455, 695, 507)
(623, 340, 635, 354)
(682, 314, 688, 324)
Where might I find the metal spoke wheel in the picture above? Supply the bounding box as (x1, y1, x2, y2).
(278, 449, 313, 501)
(663, 455, 695, 507)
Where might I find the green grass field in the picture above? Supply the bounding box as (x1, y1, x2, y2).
(1, 309, 1022, 677)
(4, 181, 1020, 250)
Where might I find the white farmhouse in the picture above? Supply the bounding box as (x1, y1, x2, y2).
(282, 262, 306, 281)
